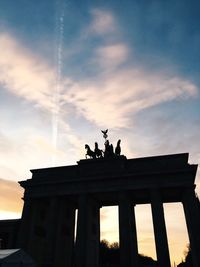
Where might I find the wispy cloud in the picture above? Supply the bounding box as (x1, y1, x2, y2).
(95, 43, 129, 69)
(62, 9, 198, 129)
(0, 9, 199, 168)
(0, 33, 54, 110)
(87, 9, 117, 36)
(0, 12, 198, 133)
(0, 32, 85, 163)
(63, 69, 198, 129)
(0, 16, 198, 172)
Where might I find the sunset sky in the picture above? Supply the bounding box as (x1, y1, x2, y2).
(0, 0, 200, 264)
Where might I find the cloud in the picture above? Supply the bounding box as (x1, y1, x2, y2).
(0, 15, 198, 133)
(63, 69, 198, 129)
(0, 33, 55, 111)
(0, 10, 199, 181)
(63, 8, 197, 131)
(0, 131, 13, 151)
(0, 127, 82, 180)
(88, 9, 117, 36)
(95, 43, 129, 68)
(0, 32, 86, 158)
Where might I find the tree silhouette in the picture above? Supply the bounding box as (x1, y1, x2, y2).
(177, 244, 193, 267)
(99, 239, 157, 267)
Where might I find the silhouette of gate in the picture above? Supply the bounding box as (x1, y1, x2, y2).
(17, 153, 200, 267)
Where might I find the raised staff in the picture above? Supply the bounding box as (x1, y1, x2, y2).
(101, 129, 108, 140)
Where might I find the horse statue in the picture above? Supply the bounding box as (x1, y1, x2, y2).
(94, 142, 103, 158)
(85, 144, 96, 159)
(104, 140, 114, 158)
(115, 139, 121, 156)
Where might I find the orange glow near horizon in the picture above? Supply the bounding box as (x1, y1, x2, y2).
(0, 210, 21, 220)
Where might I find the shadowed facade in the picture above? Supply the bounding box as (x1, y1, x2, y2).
(0, 153, 200, 267)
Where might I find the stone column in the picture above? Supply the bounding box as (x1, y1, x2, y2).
(54, 197, 76, 267)
(75, 194, 100, 267)
(150, 189, 171, 267)
(44, 197, 59, 265)
(17, 197, 33, 249)
(25, 198, 58, 265)
(182, 187, 200, 267)
(17, 197, 37, 255)
(118, 193, 139, 267)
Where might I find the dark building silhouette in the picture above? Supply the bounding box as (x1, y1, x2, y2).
(0, 153, 200, 267)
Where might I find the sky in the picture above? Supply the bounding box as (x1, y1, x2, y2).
(0, 0, 200, 264)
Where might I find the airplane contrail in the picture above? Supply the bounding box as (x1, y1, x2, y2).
(52, 0, 65, 165)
